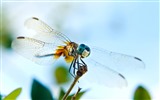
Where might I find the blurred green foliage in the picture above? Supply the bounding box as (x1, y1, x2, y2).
(2, 88, 22, 100)
(54, 65, 71, 84)
(58, 88, 65, 100)
(0, 12, 13, 49)
(31, 79, 54, 100)
(67, 89, 86, 100)
(0, 32, 13, 49)
(133, 85, 151, 100)
(31, 78, 86, 100)
(58, 87, 86, 100)
(0, 94, 2, 100)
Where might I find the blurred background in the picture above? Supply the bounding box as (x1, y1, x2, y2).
(1, 1, 159, 100)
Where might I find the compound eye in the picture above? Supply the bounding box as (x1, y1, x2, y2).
(85, 47, 90, 52)
(80, 44, 85, 47)
(79, 48, 83, 52)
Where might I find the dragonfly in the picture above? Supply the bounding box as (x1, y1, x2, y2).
(12, 17, 145, 87)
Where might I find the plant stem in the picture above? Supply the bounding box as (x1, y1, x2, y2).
(71, 87, 82, 100)
(62, 65, 87, 100)
(62, 75, 80, 100)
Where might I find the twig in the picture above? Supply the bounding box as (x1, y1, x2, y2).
(62, 74, 80, 100)
(62, 65, 87, 100)
(71, 87, 82, 100)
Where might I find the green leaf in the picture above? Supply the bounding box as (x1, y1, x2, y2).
(0, 94, 2, 100)
(0, 13, 13, 49)
(54, 66, 71, 84)
(58, 88, 87, 100)
(58, 88, 65, 100)
(1, 32, 13, 49)
(67, 90, 86, 100)
(31, 79, 54, 100)
(3, 87, 22, 100)
(133, 85, 151, 100)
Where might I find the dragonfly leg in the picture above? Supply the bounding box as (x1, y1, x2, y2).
(69, 57, 87, 78)
(80, 57, 87, 66)
(69, 59, 74, 74)
(76, 58, 80, 70)
(73, 59, 77, 76)
(69, 59, 76, 78)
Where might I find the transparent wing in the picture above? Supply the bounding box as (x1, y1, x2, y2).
(80, 47, 145, 87)
(81, 58, 128, 87)
(90, 47, 145, 72)
(12, 37, 58, 65)
(24, 17, 71, 45)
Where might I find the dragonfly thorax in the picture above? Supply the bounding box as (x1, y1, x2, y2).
(77, 44, 91, 58)
(66, 42, 78, 56)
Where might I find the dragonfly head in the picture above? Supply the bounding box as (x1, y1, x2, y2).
(77, 44, 91, 58)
